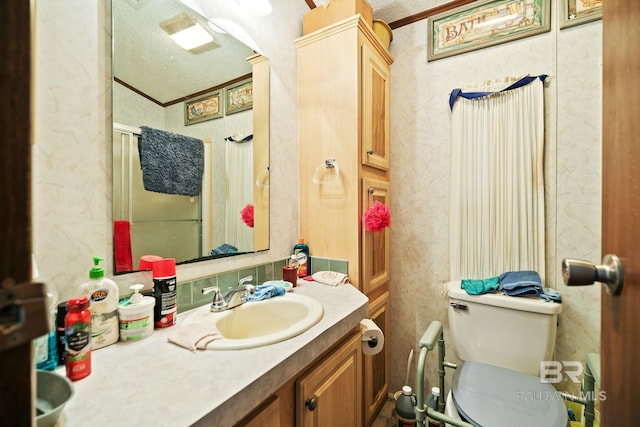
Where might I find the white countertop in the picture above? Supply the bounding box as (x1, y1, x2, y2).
(55, 281, 369, 426)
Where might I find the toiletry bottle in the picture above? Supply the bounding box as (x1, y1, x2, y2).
(292, 238, 310, 277)
(55, 301, 68, 366)
(426, 387, 440, 426)
(34, 287, 58, 371)
(65, 296, 91, 381)
(118, 284, 155, 341)
(82, 256, 120, 350)
(395, 385, 417, 426)
(138, 254, 163, 287)
(152, 258, 177, 328)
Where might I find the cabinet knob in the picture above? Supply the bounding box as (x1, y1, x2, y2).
(367, 149, 374, 155)
(305, 396, 318, 411)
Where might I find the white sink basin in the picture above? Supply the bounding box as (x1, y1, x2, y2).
(181, 292, 324, 350)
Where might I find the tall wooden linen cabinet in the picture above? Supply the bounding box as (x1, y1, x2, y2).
(296, 14, 392, 426)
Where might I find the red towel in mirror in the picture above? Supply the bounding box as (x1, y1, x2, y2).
(114, 220, 133, 273)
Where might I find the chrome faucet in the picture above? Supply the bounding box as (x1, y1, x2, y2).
(202, 275, 255, 312)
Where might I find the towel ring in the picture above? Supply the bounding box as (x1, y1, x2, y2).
(312, 159, 340, 184)
(256, 167, 269, 188)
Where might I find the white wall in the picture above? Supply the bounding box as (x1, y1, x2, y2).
(387, 13, 602, 395)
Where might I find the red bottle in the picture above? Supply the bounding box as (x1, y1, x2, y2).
(152, 258, 177, 328)
(65, 296, 92, 381)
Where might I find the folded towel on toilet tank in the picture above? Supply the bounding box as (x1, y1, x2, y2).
(540, 287, 562, 303)
(461, 276, 500, 295)
(498, 271, 543, 297)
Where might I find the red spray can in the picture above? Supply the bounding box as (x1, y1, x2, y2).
(152, 258, 177, 328)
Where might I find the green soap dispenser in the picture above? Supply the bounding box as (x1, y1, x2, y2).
(82, 256, 120, 349)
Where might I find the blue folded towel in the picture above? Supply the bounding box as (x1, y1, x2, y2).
(138, 126, 204, 196)
(247, 284, 286, 302)
(209, 243, 238, 256)
(461, 277, 500, 295)
(498, 271, 543, 297)
(539, 288, 562, 303)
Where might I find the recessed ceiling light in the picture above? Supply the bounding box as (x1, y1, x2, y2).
(160, 12, 220, 53)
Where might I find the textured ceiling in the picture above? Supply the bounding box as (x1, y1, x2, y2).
(113, 0, 455, 104)
(113, 0, 254, 105)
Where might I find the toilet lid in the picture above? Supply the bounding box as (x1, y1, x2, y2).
(451, 361, 568, 427)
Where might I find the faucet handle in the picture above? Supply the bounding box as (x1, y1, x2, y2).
(202, 286, 226, 311)
(202, 286, 218, 295)
(239, 275, 253, 287)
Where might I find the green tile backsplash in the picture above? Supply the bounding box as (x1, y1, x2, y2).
(176, 256, 348, 312)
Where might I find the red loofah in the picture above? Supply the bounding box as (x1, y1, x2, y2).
(363, 201, 390, 232)
(241, 204, 254, 228)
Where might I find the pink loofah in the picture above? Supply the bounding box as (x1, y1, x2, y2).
(241, 204, 254, 228)
(363, 201, 390, 232)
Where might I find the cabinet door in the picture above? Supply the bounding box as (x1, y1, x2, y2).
(361, 41, 390, 171)
(297, 332, 362, 427)
(361, 178, 390, 295)
(235, 395, 281, 427)
(364, 291, 390, 426)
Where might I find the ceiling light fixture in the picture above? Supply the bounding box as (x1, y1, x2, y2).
(159, 12, 220, 54)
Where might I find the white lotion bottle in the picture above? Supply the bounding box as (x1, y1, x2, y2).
(118, 284, 155, 342)
(82, 256, 120, 349)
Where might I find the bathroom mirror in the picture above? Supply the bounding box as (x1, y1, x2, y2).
(112, 0, 269, 273)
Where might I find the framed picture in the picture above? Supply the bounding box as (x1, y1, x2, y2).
(560, 0, 602, 29)
(184, 90, 223, 126)
(428, 0, 551, 62)
(225, 79, 253, 115)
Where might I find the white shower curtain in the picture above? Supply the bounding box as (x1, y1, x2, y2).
(225, 138, 254, 251)
(449, 77, 546, 281)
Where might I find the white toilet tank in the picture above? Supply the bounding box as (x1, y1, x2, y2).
(447, 280, 562, 376)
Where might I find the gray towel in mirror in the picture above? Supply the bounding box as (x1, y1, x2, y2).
(138, 126, 204, 196)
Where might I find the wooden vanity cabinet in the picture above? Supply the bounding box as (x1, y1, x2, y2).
(361, 40, 390, 171)
(361, 178, 390, 296)
(364, 291, 390, 424)
(296, 14, 392, 426)
(238, 395, 282, 427)
(233, 330, 362, 427)
(296, 331, 363, 426)
(296, 15, 392, 291)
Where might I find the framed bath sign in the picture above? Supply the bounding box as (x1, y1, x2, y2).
(225, 78, 253, 115)
(184, 90, 223, 126)
(427, 0, 551, 61)
(560, 0, 603, 29)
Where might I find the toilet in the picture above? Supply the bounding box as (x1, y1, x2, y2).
(444, 280, 567, 427)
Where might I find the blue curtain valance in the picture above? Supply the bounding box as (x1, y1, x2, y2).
(449, 74, 548, 110)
